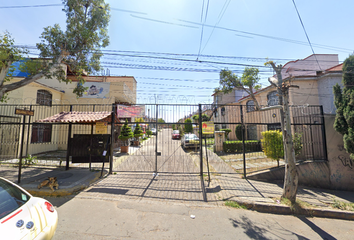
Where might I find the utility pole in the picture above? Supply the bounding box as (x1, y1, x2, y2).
(268, 62, 299, 203)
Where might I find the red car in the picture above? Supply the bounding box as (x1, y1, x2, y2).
(172, 130, 181, 140)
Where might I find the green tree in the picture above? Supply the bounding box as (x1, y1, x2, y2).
(220, 128, 231, 140)
(235, 125, 243, 140)
(261, 130, 284, 167)
(133, 123, 144, 139)
(135, 117, 144, 123)
(184, 118, 193, 133)
(192, 114, 210, 122)
(0, 0, 110, 101)
(334, 55, 354, 159)
(216, 67, 262, 110)
(261, 131, 303, 167)
(118, 119, 134, 146)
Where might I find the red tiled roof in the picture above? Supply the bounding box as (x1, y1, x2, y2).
(326, 63, 343, 72)
(36, 111, 118, 123)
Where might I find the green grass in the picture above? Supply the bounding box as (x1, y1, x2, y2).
(224, 201, 247, 209)
(332, 198, 354, 211)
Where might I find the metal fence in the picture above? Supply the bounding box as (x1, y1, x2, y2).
(0, 103, 327, 183)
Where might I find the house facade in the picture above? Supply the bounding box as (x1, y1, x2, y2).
(0, 61, 138, 157)
(213, 54, 354, 190)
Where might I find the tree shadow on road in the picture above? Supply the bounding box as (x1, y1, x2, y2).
(230, 215, 310, 240)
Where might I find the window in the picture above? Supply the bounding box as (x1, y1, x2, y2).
(215, 95, 222, 104)
(267, 91, 279, 106)
(268, 123, 281, 131)
(31, 124, 52, 143)
(36, 90, 52, 106)
(247, 125, 257, 140)
(214, 108, 219, 118)
(222, 124, 227, 129)
(221, 107, 225, 116)
(246, 100, 255, 112)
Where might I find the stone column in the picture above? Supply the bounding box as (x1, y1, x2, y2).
(214, 131, 225, 152)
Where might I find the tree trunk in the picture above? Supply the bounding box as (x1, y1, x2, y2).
(269, 62, 298, 203)
(281, 90, 298, 202)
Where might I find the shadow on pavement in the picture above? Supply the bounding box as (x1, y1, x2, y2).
(42, 195, 76, 208)
(230, 216, 310, 240)
(87, 188, 129, 195)
(297, 216, 337, 240)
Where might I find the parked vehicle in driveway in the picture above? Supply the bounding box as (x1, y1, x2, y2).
(0, 177, 58, 240)
(151, 128, 157, 135)
(181, 133, 200, 149)
(172, 130, 181, 140)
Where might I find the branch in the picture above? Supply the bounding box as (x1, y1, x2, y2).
(0, 62, 12, 86)
(3, 53, 65, 93)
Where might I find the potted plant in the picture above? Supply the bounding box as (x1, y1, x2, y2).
(118, 119, 134, 153)
(133, 123, 144, 146)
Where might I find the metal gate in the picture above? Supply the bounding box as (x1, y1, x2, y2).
(114, 104, 202, 174)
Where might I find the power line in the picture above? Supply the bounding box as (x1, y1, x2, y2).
(291, 0, 321, 70)
(197, 0, 210, 60)
(0, 4, 62, 9)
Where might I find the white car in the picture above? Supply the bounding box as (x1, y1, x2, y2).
(151, 128, 157, 135)
(0, 177, 58, 240)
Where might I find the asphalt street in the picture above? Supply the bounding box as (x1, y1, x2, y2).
(48, 195, 353, 240)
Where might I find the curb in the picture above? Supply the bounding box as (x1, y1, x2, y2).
(24, 170, 105, 197)
(237, 200, 354, 221)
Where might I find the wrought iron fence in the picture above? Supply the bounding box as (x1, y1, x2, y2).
(0, 103, 328, 183)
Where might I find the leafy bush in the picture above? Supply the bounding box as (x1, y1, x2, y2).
(223, 140, 261, 153)
(235, 124, 243, 140)
(146, 130, 152, 137)
(261, 130, 303, 166)
(133, 123, 144, 138)
(184, 118, 193, 133)
(220, 128, 231, 139)
(293, 133, 303, 156)
(261, 130, 284, 162)
(118, 119, 134, 146)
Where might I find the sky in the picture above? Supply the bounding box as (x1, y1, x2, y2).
(1, 0, 353, 107)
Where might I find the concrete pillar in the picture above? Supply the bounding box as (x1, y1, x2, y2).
(214, 131, 225, 152)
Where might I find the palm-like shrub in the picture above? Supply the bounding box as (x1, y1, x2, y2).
(118, 119, 134, 146)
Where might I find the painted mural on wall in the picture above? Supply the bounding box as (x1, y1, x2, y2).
(337, 145, 354, 169)
(81, 82, 110, 98)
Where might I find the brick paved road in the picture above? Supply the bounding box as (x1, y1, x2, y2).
(114, 129, 199, 173)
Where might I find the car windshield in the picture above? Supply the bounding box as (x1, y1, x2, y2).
(173, 130, 179, 134)
(185, 134, 198, 140)
(0, 179, 30, 219)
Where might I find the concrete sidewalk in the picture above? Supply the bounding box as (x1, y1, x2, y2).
(1, 164, 354, 220)
(0, 166, 106, 197)
(210, 173, 354, 220)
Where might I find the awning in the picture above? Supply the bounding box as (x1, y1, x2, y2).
(35, 111, 120, 124)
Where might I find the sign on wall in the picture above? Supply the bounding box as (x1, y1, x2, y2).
(202, 122, 214, 135)
(81, 82, 110, 98)
(96, 122, 108, 134)
(117, 105, 145, 118)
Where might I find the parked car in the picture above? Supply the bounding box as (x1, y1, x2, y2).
(0, 177, 58, 240)
(172, 130, 181, 140)
(151, 128, 157, 135)
(181, 133, 200, 149)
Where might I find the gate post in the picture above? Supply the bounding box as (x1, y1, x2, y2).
(320, 105, 328, 160)
(66, 105, 73, 171)
(109, 104, 116, 174)
(18, 115, 26, 184)
(240, 105, 246, 178)
(199, 104, 203, 177)
(155, 104, 158, 173)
